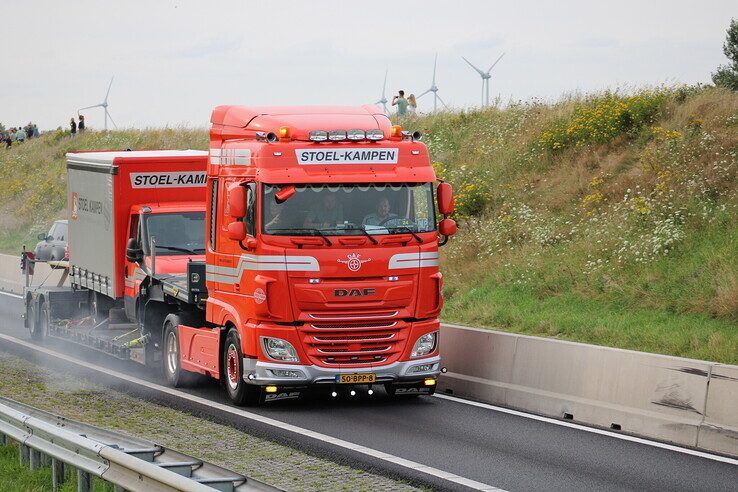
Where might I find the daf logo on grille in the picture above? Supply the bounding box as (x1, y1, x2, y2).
(338, 253, 371, 272)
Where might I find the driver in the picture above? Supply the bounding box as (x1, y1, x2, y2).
(362, 197, 398, 226)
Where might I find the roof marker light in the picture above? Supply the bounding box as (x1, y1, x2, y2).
(309, 130, 328, 142)
(328, 130, 347, 141)
(279, 127, 292, 139)
(390, 125, 403, 138)
(366, 129, 384, 141)
(347, 129, 366, 141)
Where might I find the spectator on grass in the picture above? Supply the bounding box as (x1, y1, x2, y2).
(392, 90, 409, 116)
(14, 127, 26, 142)
(78, 115, 85, 132)
(407, 94, 417, 116)
(70, 117, 77, 135)
(32, 124, 39, 138)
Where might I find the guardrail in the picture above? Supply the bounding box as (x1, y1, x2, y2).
(0, 396, 280, 492)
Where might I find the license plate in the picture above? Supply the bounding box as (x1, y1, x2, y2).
(336, 373, 376, 384)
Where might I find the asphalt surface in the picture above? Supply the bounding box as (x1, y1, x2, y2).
(0, 294, 736, 491)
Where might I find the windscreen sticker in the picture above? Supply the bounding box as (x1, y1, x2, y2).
(295, 148, 398, 165)
(129, 171, 207, 188)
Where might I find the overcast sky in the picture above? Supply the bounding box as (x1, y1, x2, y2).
(2, 1, 735, 130)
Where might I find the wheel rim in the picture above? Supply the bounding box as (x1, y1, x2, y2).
(226, 344, 239, 390)
(166, 329, 178, 376)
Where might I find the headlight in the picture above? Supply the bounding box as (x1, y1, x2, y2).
(411, 331, 438, 357)
(262, 337, 299, 362)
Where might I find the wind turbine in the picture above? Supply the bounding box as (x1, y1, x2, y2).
(78, 76, 117, 130)
(461, 53, 504, 107)
(375, 69, 389, 114)
(417, 53, 448, 112)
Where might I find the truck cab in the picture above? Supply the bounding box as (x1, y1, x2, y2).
(170, 105, 457, 404)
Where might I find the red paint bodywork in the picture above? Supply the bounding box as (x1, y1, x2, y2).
(190, 105, 443, 374)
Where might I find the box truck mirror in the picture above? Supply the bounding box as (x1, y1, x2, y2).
(228, 221, 247, 242)
(436, 182, 455, 215)
(228, 186, 247, 218)
(439, 218, 457, 237)
(275, 185, 296, 203)
(37, 233, 48, 241)
(125, 238, 143, 263)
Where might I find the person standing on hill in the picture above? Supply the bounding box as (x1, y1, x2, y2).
(407, 94, 417, 116)
(78, 115, 85, 132)
(14, 127, 26, 143)
(392, 90, 409, 117)
(70, 117, 77, 136)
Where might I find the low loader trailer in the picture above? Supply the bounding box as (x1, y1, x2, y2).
(24, 105, 457, 405)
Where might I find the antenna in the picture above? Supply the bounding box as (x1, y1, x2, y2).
(78, 76, 117, 130)
(416, 53, 448, 112)
(375, 69, 389, 114)
(461, 53, 504, 106)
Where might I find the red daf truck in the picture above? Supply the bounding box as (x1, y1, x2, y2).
(24, 105, 457, 405)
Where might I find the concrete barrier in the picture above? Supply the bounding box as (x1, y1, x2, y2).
(0, 253, 735, 457)
(438, 323, 738, 457)
(0, 253, 68, 296)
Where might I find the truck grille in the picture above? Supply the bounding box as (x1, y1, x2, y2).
(299, 321, 408, 367)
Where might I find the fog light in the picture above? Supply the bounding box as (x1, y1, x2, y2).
(409, 363, 435, 373)
(331, 391, 338, 398)
(270, 369, 303, 379)
(328, 130, 347, 141)
(368, 389, 374, 395)
(347, 129, 366, 140)
(366, 129, 384, 141)
(265, 385, 278, 393)
(350, 390, 356, 396)
(424, 378, 436, 386)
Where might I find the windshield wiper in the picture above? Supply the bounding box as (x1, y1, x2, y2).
(267, 228, 333, 246)
(388, 226, 423, 244)
(341, 226, 379, 245)
(155, 245, 198, 254)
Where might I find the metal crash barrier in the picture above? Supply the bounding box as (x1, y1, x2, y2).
(0, 396, 280, 492)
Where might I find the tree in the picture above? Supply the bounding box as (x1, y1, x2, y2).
(712, 19, 738, 90)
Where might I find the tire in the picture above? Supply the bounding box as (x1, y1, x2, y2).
(28, 299, 39, 340)
(162, 315, 196, 387)
(89, 291, 111, 324)
(223, 328, 260, 406)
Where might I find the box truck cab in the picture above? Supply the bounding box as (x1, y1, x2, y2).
(168, 105, 457, 404)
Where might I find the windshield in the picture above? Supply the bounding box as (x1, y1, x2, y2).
(143, 212, 205, 255)
(262, 183, 435, 236)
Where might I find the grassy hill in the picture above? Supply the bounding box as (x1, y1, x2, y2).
(1, 87, 735, 363)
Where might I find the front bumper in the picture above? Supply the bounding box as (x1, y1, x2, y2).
(242, 355, 442, 386)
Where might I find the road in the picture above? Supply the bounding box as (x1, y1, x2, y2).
(0, 293, 736, 491)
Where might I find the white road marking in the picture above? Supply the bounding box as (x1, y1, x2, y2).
(433, 393, 738, 466)
(0, 290, 23, 299)
(0, 334, 504, 492)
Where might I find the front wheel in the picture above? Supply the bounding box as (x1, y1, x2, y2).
(223, 328, 260, 406)
(162, 315, 196, 387)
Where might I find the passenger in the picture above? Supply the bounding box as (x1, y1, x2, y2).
(304, 192, 343, 230)
(362, 197, 398, 226)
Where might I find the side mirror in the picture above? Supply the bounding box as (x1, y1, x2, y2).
(437, 182, 455, 215)
(227, 221, 247, 242)
(275, 185, 296, 203)
(439, 218, 457, 237)
(228, 185, 247, 218)
(125, 238, 143, 263)
(37, 233, 47, 241)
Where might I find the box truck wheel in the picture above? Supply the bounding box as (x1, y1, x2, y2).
(223, 328, 260, 406)
(163, 315, 197, 387)
(28, 298, 48, 341)
(89, 291, 112, 324)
